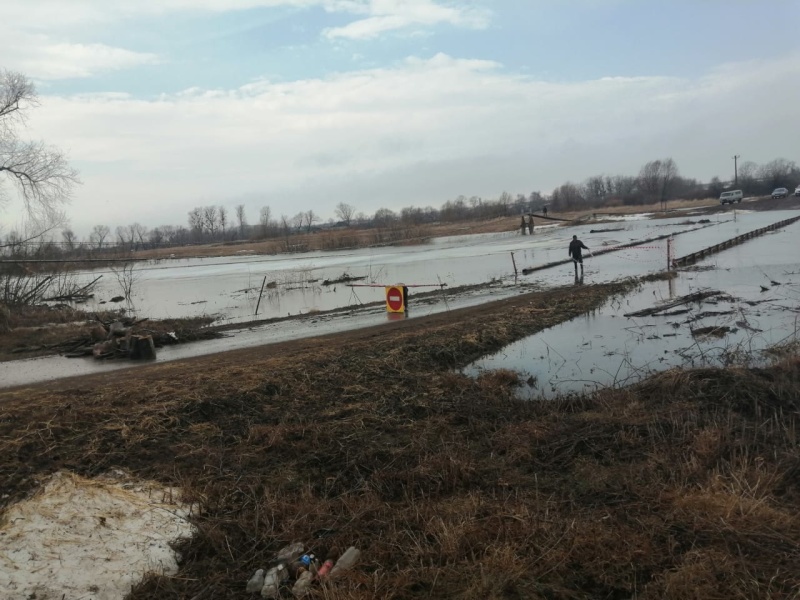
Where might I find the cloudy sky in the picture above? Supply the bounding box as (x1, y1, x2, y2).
(2, 0, 799, 236)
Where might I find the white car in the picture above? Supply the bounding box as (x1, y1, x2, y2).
(719, 190, 743, 205)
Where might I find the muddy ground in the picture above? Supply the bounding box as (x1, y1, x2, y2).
(0, 304, 219, 361)
(1, 275, 798, 599)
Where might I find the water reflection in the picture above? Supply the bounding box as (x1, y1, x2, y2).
(68, 212, 750, 324)
(466, 223, 800, 399)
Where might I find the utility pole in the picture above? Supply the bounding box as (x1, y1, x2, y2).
(733, 154, 740, 187)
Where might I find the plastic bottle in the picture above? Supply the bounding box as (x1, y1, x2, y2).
(299, 553, 317, 569)
(316, 558, 335, 578)
(291, 567, 314, 597)
(246, 569, 265, 593)
(276, 542, 305, 561)
(261, 563, 289, 598)
(329, 546, 360, 577)
(287, 552, 317, 578)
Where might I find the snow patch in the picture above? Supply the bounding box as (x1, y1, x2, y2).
(0, 471, 195, 600)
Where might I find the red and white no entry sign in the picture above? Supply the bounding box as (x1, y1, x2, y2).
(385, 285, 406, 313)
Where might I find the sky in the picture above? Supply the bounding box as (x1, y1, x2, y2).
(2, 0, 800, 236)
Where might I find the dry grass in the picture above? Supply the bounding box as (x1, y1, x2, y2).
(1, 278, 798, 599)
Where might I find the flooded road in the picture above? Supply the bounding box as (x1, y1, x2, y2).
(70, 212, 740, 324)
(2, 209, 797, 390)
(467, 219, 800, 398)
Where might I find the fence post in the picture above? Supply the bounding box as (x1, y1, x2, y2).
(667, 237, 673, 270)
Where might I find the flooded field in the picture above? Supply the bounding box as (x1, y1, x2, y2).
(3, 209, 798, 389)
(467, 219, 800, 398)
(70, 212, 742, 323)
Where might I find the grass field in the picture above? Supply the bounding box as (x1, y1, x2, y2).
(2, 275, 798, 599)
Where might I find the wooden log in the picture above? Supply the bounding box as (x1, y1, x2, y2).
(93, 339, 117, 358)
(129, 335, 156, 360)
(624, 290, 721, 318)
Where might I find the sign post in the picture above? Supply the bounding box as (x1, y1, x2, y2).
(385, 285, 407, 313)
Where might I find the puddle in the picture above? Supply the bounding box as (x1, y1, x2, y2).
(466, 222, 800, 399)
(0, 471, 195, 600)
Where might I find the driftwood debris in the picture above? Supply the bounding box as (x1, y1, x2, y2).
(691, 325, 732, 338)
(43, 275, 103, 303)
(322, 273, 367, 286)
(64, 317, 157, 360)
(624, 290, 722, 318)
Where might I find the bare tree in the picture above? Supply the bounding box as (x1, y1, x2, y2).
(203, 205, 219, 237)
(188, 207, 203, 235)
(582, 175, 608, 206)
(259, 206, 271, 238)
(218, 205, 228, 237)
(61, 228, 77, 250)
(738, 161, 758, 192)
(115, 225, 133, 250)
(157, 224, 177, 244)
(89, 224, 110, 249)
(149, 227, 164, 246)
(606, 175, 638, 203)
(548, 182, 584, 211)
(334, 202, 355, 226)
(111, 262, 140, 300)
(235, 204, 247, 238)
(1, 70, 79, 222)
(373, 207, 397, 228)
(280, 214, 292, 249)
(758, 158, 798, 190)
(291, 212, 304, 230)
(638, 158, 679, 209)
(708, 176, 725, 197)
(303, 209, 318, 233)
(130, 222, 148, 249)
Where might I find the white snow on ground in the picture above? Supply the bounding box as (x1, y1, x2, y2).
(594, 213, 654, 221)
(0, 471, 195, 600)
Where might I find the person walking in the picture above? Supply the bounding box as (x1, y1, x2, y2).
(543, 206, 548, 217)
(568, 235, 589, 275)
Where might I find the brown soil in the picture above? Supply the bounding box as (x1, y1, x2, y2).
(2, 276, 798, 599)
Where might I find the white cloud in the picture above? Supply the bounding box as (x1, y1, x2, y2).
(9, 52, 800, 235)
(1, 33, 158, 80)
(323, 1, 490, 39)
(0, 1, 490, 77)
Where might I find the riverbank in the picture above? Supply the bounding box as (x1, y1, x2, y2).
(0, 304, 219, 362)
(2, 275, 797, 598)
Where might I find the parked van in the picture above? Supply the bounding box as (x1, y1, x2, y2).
(719, 190, 743, 205)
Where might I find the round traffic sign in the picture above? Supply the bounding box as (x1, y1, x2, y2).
(386, 286, 405, 312)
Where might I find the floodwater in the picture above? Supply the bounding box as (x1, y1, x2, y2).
(2, 209, 798, 390)
(70, 212, 746, 324)
(466, 219, 800, 398)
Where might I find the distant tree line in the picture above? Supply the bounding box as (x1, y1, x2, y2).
(548, 157, 799, 212)
(2, 156, 798, 260)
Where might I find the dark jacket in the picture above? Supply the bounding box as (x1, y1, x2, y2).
(569, 239, 589, 259)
